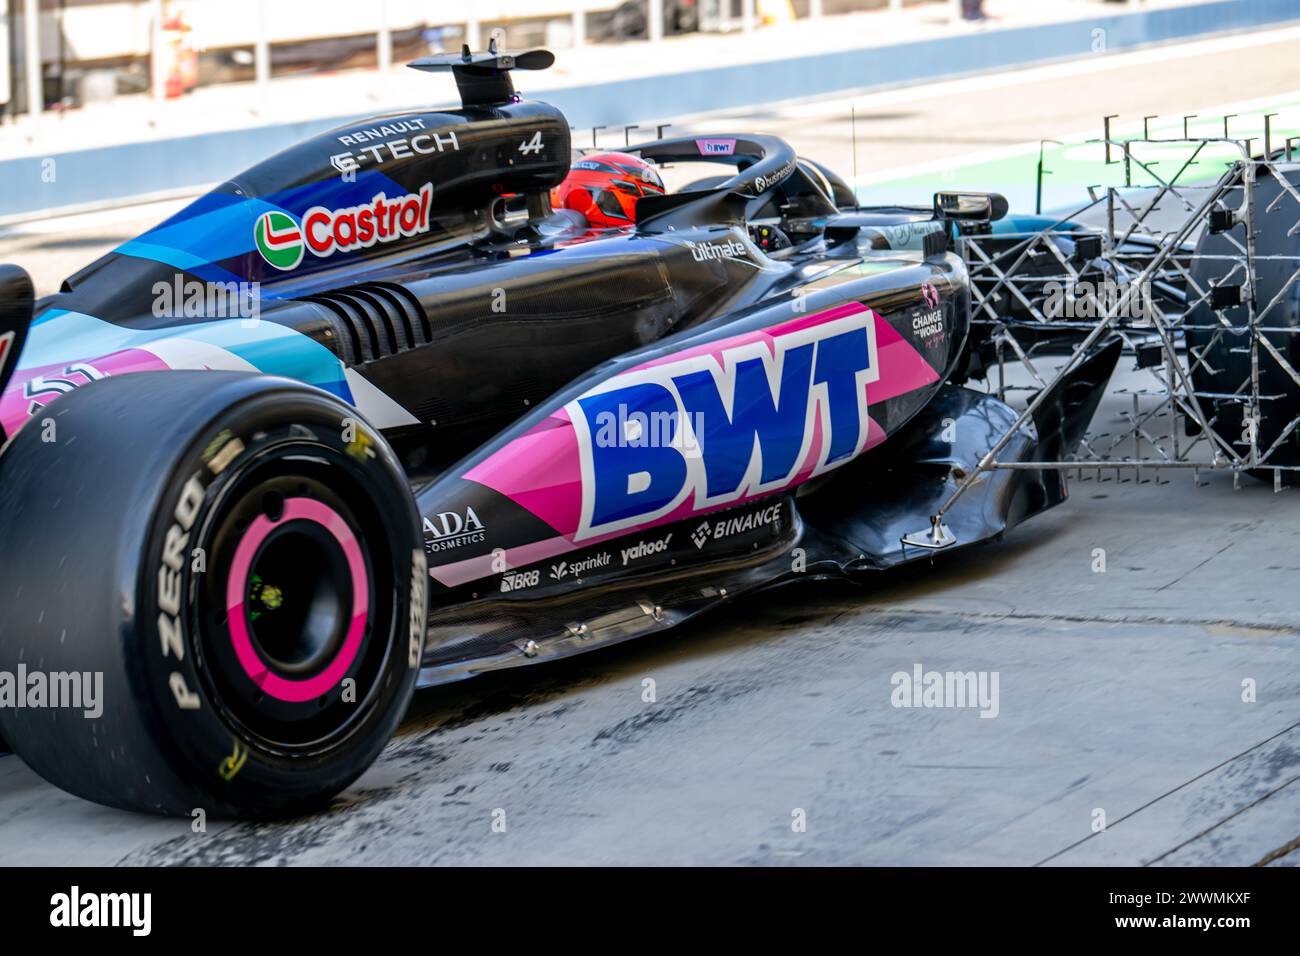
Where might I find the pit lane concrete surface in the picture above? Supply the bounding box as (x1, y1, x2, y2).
(2, 30, 1300, 866)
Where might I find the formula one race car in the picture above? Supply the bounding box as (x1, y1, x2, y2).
(0, 47, 1120, 817)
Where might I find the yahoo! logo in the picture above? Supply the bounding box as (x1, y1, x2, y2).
(568, 307, 880, 541)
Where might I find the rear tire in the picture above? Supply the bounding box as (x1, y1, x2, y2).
(0, 372, 426, 817)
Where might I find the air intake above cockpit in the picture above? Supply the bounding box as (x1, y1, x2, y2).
(407, 39, 555, 109)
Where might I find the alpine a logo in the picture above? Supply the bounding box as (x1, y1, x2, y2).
(568, 306, 879, 541)
(253, 183, 433, 270)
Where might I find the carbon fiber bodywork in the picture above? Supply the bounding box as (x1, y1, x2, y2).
(0, 52, 1117, 696)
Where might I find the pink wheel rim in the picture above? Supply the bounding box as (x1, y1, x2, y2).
(225, 497, 369, 703)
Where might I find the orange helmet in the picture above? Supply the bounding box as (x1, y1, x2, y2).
(551, 152, 666, 229)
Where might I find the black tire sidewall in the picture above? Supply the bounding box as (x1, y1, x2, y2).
(131, 387, 424, 816)
(0, 373, 425, 817)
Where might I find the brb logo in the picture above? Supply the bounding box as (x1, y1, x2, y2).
(568, 306, 879, 541)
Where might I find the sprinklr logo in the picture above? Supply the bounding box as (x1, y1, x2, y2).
(551, 552, 612, 579)
(50, 887, 151, 936)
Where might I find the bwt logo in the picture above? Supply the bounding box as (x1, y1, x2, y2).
(697, 138, 737, 156)
(921, 282, 940, 309)
(568, 308, 879, 541)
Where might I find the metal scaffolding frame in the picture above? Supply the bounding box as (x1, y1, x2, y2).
(905, 131, 1300, 548)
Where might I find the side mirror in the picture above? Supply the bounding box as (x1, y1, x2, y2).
(934, 191, 1009, 223)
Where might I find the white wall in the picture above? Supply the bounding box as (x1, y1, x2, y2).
(37, 0, 622, 64)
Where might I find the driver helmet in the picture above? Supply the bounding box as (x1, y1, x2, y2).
(551, 152, 665, 229)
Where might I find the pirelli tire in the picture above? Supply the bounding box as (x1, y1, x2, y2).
(0, 372, 427, 817)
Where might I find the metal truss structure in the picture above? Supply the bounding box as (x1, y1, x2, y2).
(906, 128, 1300, 548)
